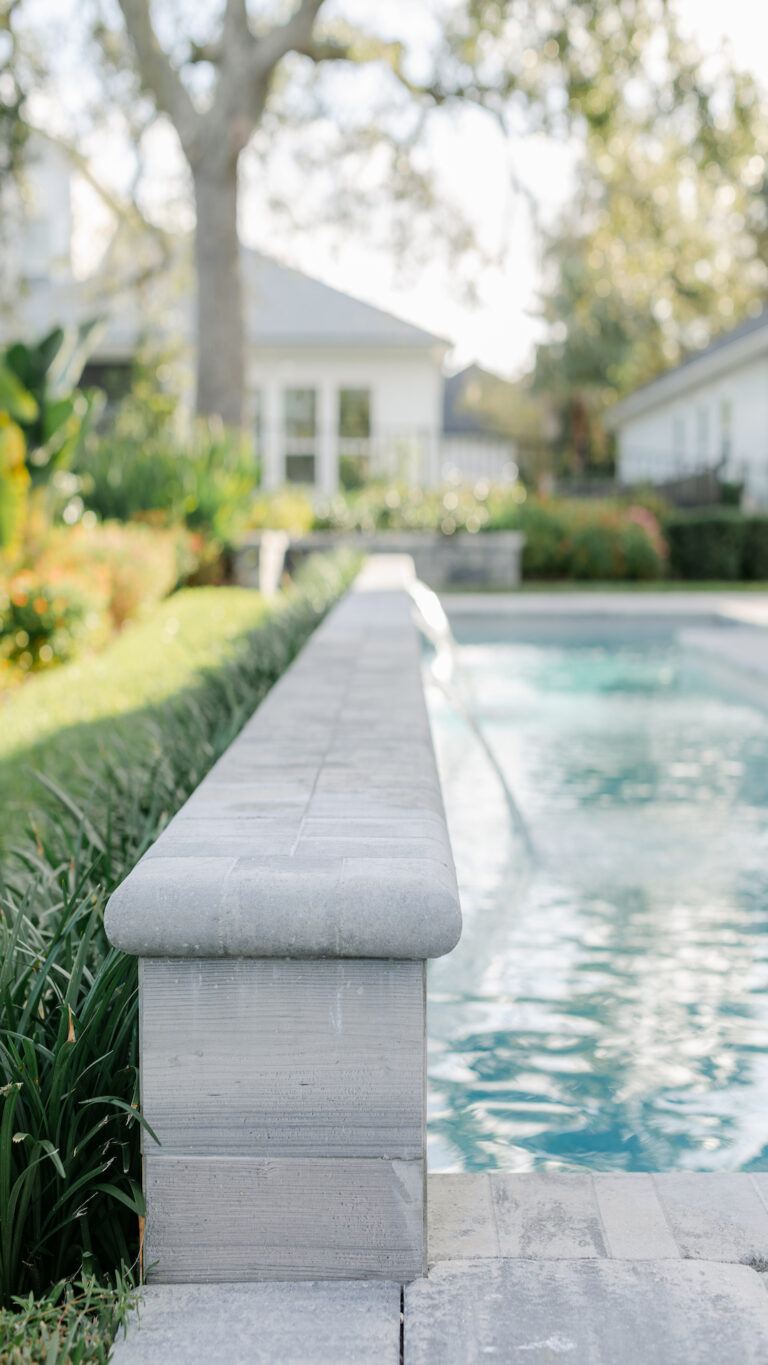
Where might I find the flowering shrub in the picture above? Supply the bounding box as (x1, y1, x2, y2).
(1, 521, 198, 682)
(520, 498, 667, 580)
(33, 521, 197, 628)
(0, 570, 108, 676)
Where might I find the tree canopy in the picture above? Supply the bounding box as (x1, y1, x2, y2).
(533, 22, 768, 467)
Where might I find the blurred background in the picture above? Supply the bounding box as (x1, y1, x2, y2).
(2, 0, 768, 688)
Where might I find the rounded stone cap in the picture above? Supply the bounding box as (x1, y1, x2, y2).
(105, 560, 462, 961)
(105, 850, 461, 959)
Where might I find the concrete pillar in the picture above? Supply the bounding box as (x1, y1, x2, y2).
(262, 379, 283, 490)
(317, 380, 338, 496)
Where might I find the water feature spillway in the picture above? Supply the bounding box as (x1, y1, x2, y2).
(408, 579, 537, 863)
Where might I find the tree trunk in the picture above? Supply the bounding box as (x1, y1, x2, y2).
(192, 157, 243, 427)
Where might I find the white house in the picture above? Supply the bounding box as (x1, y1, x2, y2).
(4, 142, 517, 494)
(607, 310, 768, 504)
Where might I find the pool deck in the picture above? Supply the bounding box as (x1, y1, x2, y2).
(442, 589, 768, 624)
(113, 1171, 768, 1363)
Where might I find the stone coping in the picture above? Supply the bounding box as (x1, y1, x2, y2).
(105, 556, 461, 960)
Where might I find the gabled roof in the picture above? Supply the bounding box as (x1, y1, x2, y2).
(442, 363, 515, 436)
(607, 307, 768, 427)
(243, 251, 447, 350)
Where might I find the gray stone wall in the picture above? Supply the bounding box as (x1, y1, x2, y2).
(105, 556, 461, 1282)
(235, 530, 525, 591)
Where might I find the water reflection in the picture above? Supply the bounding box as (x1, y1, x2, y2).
(426, 627, 768, 1173)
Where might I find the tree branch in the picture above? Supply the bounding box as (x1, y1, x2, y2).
(223, 0, 252, 47)
(116, 0, 200, 152)
(253, 0, 328, 75)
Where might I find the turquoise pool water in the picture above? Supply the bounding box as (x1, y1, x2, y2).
(426, 617, 768, 1173)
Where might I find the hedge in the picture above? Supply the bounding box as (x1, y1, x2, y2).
(665, 510, 768, 581)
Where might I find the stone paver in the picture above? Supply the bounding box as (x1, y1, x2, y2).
(490, 1173, 607, 1258)
(404, 1259, 768, 1365)
(654, 1173, 768, 1263)
(427, 1173, 499, 1262)
(593, 1173, 680, 1260)
(110, 1281, 400, 1365)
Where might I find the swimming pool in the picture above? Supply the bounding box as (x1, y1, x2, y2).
(426, 615, 768, 1173)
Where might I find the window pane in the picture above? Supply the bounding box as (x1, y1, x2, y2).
(285, 454, 316, 484)
(285, 388, 316, 439)
(339, 389, 371, 438)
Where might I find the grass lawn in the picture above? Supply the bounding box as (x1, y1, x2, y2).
(0, 586, 271, 852)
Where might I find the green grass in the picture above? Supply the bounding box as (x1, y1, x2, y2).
(0, 586, 272, 853)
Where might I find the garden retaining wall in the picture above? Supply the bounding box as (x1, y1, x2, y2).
(105, 555, 461, 1283)
(235, 529, 525, 592)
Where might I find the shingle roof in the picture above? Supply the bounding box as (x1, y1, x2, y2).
(243, 251, 447, 349)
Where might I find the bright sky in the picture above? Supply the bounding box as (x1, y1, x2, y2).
(23, 0, 768, 379)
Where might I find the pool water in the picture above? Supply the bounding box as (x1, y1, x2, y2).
(426, 617, 768, 1173)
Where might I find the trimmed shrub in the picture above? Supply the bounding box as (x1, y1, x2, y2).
(742, 516, 768, 581)
(665, 509, 746, 581)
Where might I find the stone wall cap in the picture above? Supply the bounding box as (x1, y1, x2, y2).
(105, 557, 462, 960)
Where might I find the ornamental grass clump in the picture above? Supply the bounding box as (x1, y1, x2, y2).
(0, 552, 358, 1311)
(0, 1270, 137, 1364)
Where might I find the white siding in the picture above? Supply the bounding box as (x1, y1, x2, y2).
(617, 355, 768, 503)
(248, 346, 444, 493)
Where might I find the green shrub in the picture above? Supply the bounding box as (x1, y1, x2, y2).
(665, 509, 746, 580)
(74, 419, 259, 546)
(249, 488, 315, 537)
(519, 498, 666, 581)
(0, 552, 357, 1305)
(0, 570, 107, 677)
(313, 480, 519, 534)
(0, 1271, 136, 1363)
(32, 522, 196, 629)
(719, 480, 744, 508)
(742, 516, 768, 580)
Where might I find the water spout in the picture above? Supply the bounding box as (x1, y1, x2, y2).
(409, 579, 537, 862)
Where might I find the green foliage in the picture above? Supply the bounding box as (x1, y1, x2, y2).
(0, 553, 357, 1307)
(0, 522, 197, 683)
(0, 415, 29, 555)
(665, 509, 746, 581)
(311, 484, 666, 581)
(0, 570, 106, 677)
(3, 327, 102, 488)
(249, 489, 316, 537)
(533, 18, 768, 464)
(743, 517, 768, 581)
(0, 1270, 136, 1364)
(32, 522, 195, 630)
(74, 419, 259, 545)
(520, 499, 666, 581)
(314, 481, 527, 535)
